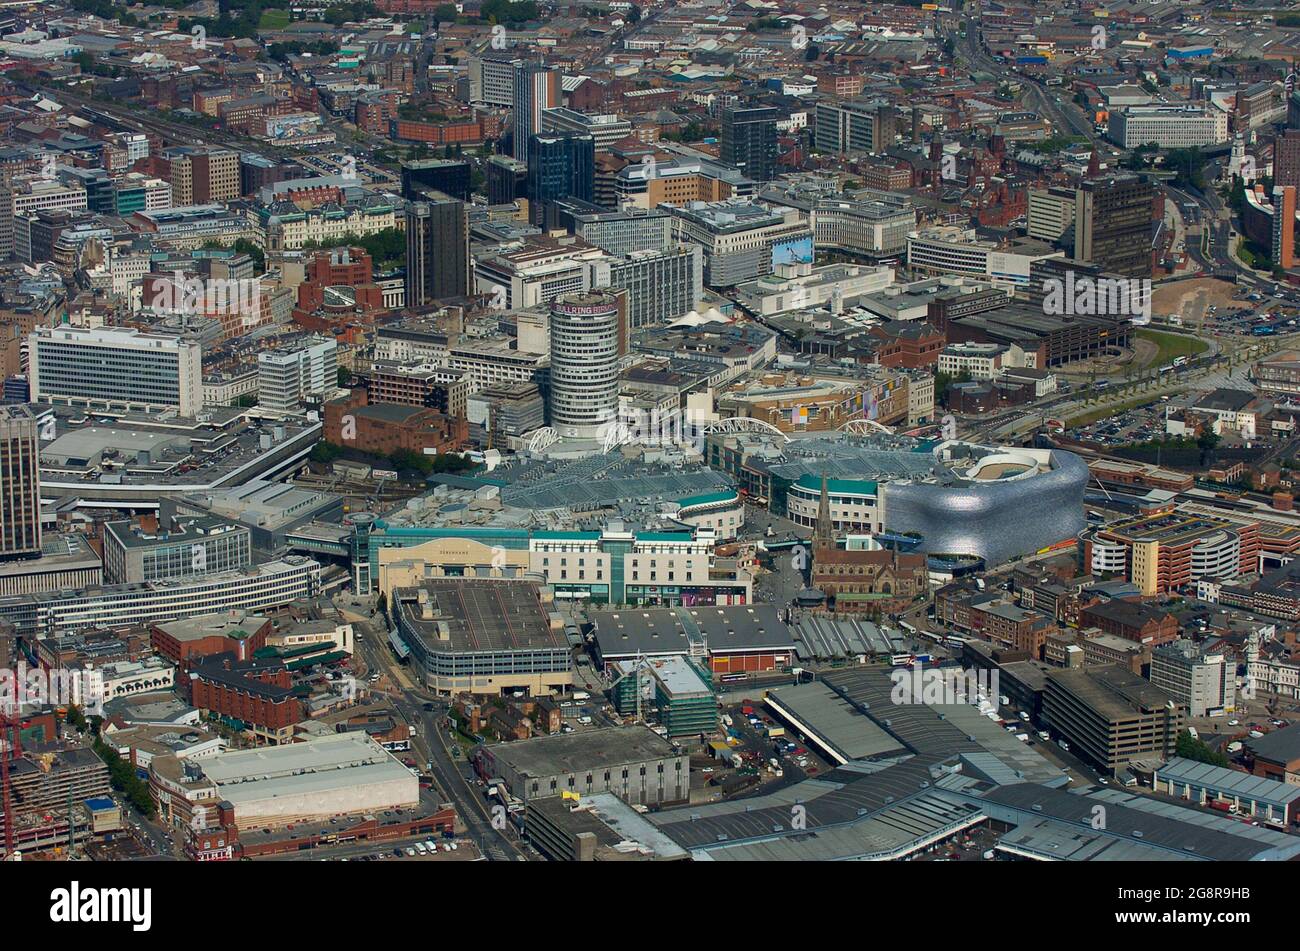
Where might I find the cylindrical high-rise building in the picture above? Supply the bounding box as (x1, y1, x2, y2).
(548, 291, 620, 440)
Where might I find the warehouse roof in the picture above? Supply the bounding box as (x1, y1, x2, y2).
(592, 604, 794, 660)
(989, 784, 1300, 862)
(765, 681, 905, 763)
(1245, 723, 1300, 765)
(1155, 757, 1300, 807)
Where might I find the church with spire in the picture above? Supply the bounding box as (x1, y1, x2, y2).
(807, 472, 930, 616)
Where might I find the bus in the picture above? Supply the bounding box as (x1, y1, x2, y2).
(720, 672, 749, 684)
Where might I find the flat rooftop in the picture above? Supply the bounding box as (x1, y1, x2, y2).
(485, 726, 678, 780)
(393, 579, 565, 655)
(1046, 665, 1181, 720)
(153, 609, 268, 643)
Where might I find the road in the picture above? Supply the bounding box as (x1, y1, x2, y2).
(339, 596, 532, 862)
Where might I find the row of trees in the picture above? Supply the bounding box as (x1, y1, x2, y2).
(310, 440, 480, 478)
(65, 705, 157, 819)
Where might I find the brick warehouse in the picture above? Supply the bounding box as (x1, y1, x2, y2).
(324, 392, 467, 458)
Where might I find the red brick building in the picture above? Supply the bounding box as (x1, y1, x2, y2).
(151, 615, 274, 669)
(390, 118, 484, 146)
(811, 547, 929, 614)
(188, 653, 302, 745)
(324, 393, 467, 457)
(868, 321, 946, 368)
(1079, 599, 1179, 647)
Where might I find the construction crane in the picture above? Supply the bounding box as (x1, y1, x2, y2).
(0, 711, 21, 858)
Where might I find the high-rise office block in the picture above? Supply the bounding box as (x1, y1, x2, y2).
(527, 131, 595, 226)
(162, 146, 240, 206)
(721, 105, 779, 182)
(28, 326, 203, 416)
(487, 155, 529, 205)
(0, 405, 42, 560)
(1026, 186, 1078, 247)
(405, 192, 470, 307)
(401, 159, 471, 202)
(468, 51, 519, 107)
(1274, 185, 1297, 270)
(257, 336, 339, 412)
(587, 245, 703, 329)
(548, 291, 621, 439)
(512, 62, 561, 159)
(1277, 130, 1300, 189)
(814, 100, 896, 156)
(1074, 174, 1155, 279)
(540, 108, 633, 150)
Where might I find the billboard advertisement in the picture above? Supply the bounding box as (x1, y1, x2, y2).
(771, 235, 814, 268)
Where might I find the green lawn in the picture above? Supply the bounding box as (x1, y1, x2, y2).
(1135, 328, 1208, 366)
(259, 8, 291, 29)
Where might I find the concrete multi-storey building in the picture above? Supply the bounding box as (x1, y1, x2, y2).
(0, 557, 320, 637)
(541, 107, 632, 150)
(907, 226, 1063, 289)
(1074, 175, 1156, 279)
(1084, 510, 1259, 596)
(405, 192, 470, 306)
(1108, 104, 1226, 149)
(102, 515, 253, 585)
(257, 336, 339, 412)
(810, 196, 915, 261)
(559, 203, 674, 255)
(1026, 186, 1078, 245)
(161, 146, 240, 206)
(468, 51, 520, 107)
(588, 245, 703, 329)
(476, 726, 689, 806)
(1043, 665, 1187, 776)
(0, 174, 88, 260)
(548, 291, 621, 439)
(666, 200, 811, 287)
(28, 325, 204, 416)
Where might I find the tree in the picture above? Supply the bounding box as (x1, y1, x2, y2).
(66, 704, 88, 733)
(1175, 730, 1229, 768)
